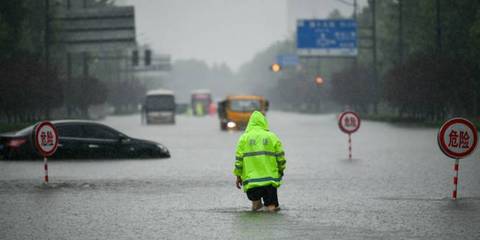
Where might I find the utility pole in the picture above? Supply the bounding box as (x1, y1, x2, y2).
(80, 0, 89, 119)
(353, 0, 357, 21)
(82, 0, 89, 118)
(44, 0, 51, 119)
(398, 0, 403, 64)
(435, 0, 442, 53)
(65, 0, 72, 117)
(353, 0, 358, 67)
(370, 0, 378, 113)
(67, 53, 72, 117)
(82, 52, 89, 118)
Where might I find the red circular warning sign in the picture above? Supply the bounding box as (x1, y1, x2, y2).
(338, 111, 361, 134)
(34, 121, 59, 157)
(438, 118, 478, 159)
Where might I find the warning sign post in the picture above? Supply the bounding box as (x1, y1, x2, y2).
(437, 118, 478, 200)
(338, 111, 361, 160)
(34, 121, 59, 184)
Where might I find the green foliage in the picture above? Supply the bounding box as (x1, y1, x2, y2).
(0, 52, 63, 122)
(107, 80, 145, 114)
(0, 0, 121, 121)
(384, 54, 475, 120)
(68, 76, 108, 111)
(331, 65, 373, 114)
(326, 0, 480, 119)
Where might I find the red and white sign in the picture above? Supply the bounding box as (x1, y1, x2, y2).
(438, 118, 478, 159)
(338, 111, 361, 134)
(34, 121, 59, 157)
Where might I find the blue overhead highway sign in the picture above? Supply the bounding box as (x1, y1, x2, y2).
(276, 54, 299, 67)
(296, 19, 357, 57)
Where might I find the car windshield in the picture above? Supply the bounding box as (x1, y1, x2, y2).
(83, 125, 121, 139)
(15, 126, 34, 136)
(145, 95, 175, 110)
(229, 100, 261, 112)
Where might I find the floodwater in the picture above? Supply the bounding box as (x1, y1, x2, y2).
(1, 112, 479, 239)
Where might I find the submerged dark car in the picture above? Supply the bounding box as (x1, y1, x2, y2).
(0, 120, 170, 160)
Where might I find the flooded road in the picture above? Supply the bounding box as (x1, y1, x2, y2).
(1, 112, 480, 239)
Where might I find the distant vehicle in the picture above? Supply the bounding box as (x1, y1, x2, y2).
(191, 89, 212, 116)
(217, 95, 269, 130)
(0, 120, 170, 160)
(142, 89, 176, 124)
(175, 102, 189, 115)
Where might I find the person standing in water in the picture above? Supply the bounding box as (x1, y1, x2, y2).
(233, 111, 286, 212)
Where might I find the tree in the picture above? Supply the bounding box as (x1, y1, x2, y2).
(0, 0, 65, 122)
(107, 80, 145, 114)
(331, 65, 374, 114)
(384, 54, 475, 120)
(0, 52, 63, 122)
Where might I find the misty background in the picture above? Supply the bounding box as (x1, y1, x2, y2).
(119, 0, 366, 102)
(1, 0, 479, 124)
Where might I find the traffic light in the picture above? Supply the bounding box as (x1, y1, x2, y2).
(270, 63, 281, 72)
(315, 75, 324, 86)
(132, 50, 139, 66)
(145, 49, 151, 66)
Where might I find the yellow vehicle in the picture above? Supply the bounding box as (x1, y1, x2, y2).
(217, 95, 269, 131)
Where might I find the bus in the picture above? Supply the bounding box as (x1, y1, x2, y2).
(191, 89, 212, 116)
(217, 95, 269, 130)
(142, 89, 176, 124)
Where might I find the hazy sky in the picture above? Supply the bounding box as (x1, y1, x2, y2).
(121, 0, 365, 71)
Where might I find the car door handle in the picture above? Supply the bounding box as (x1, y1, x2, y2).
(88, 144, 100, 148)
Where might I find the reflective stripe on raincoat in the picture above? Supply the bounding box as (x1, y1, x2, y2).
(233, 111, 286, 192)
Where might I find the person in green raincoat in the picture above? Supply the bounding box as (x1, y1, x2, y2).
(233, 111, 286, 212)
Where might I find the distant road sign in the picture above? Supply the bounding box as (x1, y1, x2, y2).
(338, 111, 361, 134)
(438, 118, 478, 159)
(297, 19, 357, 57)
(34, 121, 59, 157)
(55, 6, 136, 52)
(276, 54, 299, 67)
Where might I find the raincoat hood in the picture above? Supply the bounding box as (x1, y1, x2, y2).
(245, 111, 269, 132)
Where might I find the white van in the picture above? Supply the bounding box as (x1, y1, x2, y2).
(142, 89, 176, 124)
